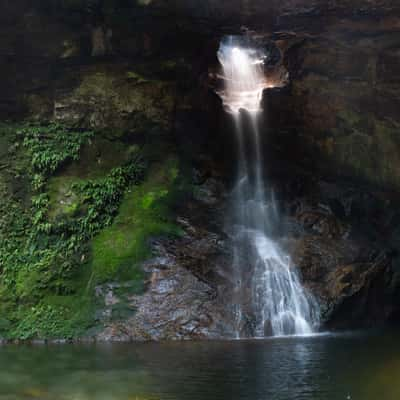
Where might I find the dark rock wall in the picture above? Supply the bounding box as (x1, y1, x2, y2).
(2, 0, 400, 336)
(281, 17, 400, 191)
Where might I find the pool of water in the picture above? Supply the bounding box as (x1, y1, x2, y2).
(0, 330, 399, 400)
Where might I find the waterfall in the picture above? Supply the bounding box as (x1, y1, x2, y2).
(218, 37, 320, 337)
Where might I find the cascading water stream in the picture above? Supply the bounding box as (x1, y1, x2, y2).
(218, 37, 320, 337)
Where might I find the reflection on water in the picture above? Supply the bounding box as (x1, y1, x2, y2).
(0, 331, 399, 400)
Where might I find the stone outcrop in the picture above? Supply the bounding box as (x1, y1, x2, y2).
(53, 64, 176, 131)
(95, 178, 237, 340)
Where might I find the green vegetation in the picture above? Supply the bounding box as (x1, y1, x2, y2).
(0, 123, 183, 340)
(126, 71, 149, 84)
(20, 123, 93, 177)
(91, 157, 183, 283)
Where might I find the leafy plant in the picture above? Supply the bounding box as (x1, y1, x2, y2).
(18, 123, 93, 177)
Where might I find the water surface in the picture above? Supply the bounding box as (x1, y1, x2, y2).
(0, 330, 399, 400)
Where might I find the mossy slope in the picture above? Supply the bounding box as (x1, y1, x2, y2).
(91, 157, 182, 283)
(0, 123, 183, 340)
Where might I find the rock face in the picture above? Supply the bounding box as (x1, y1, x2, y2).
(283, 20, 400, 191)
(288, 188, 399, 328)
(1, 1, 400, 339)
(95, 179, 237, 341)
(95, 239, 228, 341)
(272, 165, 400, 328)
(91, 168, 400, 340)
(54, 64, 176, 131)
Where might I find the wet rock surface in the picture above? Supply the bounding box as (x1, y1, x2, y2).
(95, 179, 237, 341)
(94, 170, 400, 340)
(277, 170, 400, 329)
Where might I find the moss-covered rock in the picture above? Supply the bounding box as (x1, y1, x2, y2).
(90, 156, 183, 284)
(54, 64, 176, 131)
(0, 122, 186, 340)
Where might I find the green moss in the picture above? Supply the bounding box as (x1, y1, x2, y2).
(47, 138, 142, 220)
(10, 295, 95, 340)
(91, 157, 183, 284)
(126, 71, 149, 84)
(0, 121, 186, 339)
(65, 65, 176, 131)
(48, 176, 83, 218)
(0, 123, 148, 339)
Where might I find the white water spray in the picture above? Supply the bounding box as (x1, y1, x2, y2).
(218, 38, 320, 337)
